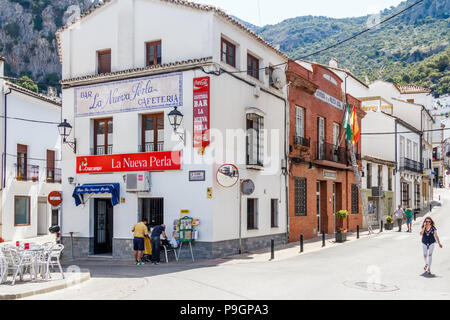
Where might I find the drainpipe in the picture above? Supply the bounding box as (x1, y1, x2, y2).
(395, 120, 398, 207)
(284, 65, 289, 243)
(3, 88, 12, 189)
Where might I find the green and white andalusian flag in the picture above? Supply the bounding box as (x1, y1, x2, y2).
(343, 104, 352, 146)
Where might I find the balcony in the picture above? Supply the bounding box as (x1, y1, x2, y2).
(294, 136, 310, 149)
(400, 157, 423, 173)
(139, 142, 164, 153)
(15, 164, 39, 182)
(46, 167, 62, 184)
(316, 142, 349, 165)
(91, 145, 113, 155)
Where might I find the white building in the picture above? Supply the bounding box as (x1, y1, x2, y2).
(0, 57, 62, 242)
(56, 0, 288, 259)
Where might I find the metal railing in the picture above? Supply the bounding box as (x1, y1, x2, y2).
(294, 136, 310, 148)
(15, 164, 39, 182)
(400, 157, 423, 173)
(139, 142, 164, 153)
(46, 168, 62, 183)
(315, 142, 360, 165)
(91, 145, 113, 155)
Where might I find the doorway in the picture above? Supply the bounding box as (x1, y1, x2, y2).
(94, 199, 113, 255)
(37, 198, 48, 235)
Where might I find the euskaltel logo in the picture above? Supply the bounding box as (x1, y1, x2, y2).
(194, 78, 208, 90)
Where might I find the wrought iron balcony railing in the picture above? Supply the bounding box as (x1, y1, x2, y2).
(400, 157, 423, 173)
(294, 136, 310, 148)
(16, 164, 39, 182)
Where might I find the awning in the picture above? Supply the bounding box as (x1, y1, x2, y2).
(72, 183, 120, 206)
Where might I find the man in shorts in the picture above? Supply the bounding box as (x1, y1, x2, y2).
(132, 218, 149, 265)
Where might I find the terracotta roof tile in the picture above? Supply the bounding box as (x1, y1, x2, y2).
(394, 84, 431, 94)
(5, 81, 61, 106)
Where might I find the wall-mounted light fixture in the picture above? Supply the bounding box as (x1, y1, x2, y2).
(58, 119, 76, 153)
(68, 177, 75, 185)
(168, 107, 185, 143)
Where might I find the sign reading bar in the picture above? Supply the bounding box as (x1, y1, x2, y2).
(76, 151, 181, 174)
(193, 77, 210, 148)
(314, 89, 343, 110)
(75, 72, 183, 117)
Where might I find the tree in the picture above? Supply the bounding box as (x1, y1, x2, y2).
(15, 76, 39, 92)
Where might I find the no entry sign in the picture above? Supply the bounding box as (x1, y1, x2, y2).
(48, 191, 62, 207)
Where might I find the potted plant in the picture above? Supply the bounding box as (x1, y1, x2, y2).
(0, 237, 4, 243)
(335, 210, 348, 242)
(385, 216, 394, 230)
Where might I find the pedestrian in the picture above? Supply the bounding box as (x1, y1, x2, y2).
(132, 218, 149, 266)
(150, 224, 168, 265)
(404, 205, 413, 232)
(420, 217, 443, 275)
(394, 205, 404, 232)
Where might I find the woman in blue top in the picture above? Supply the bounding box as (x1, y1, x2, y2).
(420, 217, 443, 274)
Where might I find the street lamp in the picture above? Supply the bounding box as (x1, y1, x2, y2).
(58, 119, 77, 153)
(168, 107, 185, 143)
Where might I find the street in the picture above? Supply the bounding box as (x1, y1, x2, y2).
(25, 190, 450, 300)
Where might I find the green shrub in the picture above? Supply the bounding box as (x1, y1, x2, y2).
(386, 216, 393, 224)
(4, 22, 20, 38)
(336, 210, 348, 220)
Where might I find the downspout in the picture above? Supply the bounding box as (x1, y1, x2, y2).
(284, 65, 289, 243)
(3, 88, 12, 189)
(395, 120, 398, 208)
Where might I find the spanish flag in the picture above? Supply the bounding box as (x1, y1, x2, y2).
(350, 107, 360, 146)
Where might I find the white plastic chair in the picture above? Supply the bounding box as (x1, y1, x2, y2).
(0, 250, 8, 285)
(39, 244, 64, 280)
(2, 247, 36, 285)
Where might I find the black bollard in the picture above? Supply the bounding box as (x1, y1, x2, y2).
(300, 234, 304, 253)
(322, 231, 325, 247)
(414, 211, 417, 221)
(380, 220, 383, 232)
(270, 239, 274, 260)
(357, 225, 360, 239)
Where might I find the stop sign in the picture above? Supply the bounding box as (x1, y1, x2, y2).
(48, 191, 62, 207)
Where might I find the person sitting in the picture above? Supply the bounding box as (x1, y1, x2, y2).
(150, 224, 168, 265)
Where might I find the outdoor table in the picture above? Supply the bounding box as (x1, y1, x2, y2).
(14, 244, 44, 282)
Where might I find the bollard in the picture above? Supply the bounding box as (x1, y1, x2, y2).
(357, 225, 360, 239)
(414, 211, 417, 221)
(300, 234, 304, 253)
(322, 232, 325, 247)
(270, 239, 274, 260)
(380, 220, 383, 233)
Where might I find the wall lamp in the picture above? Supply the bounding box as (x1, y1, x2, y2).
(68, 177, 75, 185)
(58, 119, 77, 153)
(168, 107, 185, 143)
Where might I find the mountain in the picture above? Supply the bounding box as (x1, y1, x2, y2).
(0, 0, 448, 96)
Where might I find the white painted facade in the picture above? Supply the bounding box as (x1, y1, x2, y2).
(58, 0, 288, 258)
(0, 60, 62, 241)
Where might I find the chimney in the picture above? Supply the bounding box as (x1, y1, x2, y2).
(47, 86, 57, 97)
(329, 58, 338, 68)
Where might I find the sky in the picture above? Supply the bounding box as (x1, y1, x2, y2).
(194, 0, 405, 26)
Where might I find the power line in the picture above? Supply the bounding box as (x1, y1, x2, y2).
(6, 153, 62, 162)
(362, 126, 450, 136)
(0, 115, 60, 125)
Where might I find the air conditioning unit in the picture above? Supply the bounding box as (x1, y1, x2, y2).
(371, 186, 382, 197)
(126, 172, 151, 192)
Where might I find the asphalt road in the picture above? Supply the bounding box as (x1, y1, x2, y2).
(25, 190, 450, 300)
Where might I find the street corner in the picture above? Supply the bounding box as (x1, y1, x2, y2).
(0, 271, 91, 300)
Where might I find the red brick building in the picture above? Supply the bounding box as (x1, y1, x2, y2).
(286, 60, 365, 242)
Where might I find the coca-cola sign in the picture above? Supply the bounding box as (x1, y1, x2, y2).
(193, 76, 210, 148)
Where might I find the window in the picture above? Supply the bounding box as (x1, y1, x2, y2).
(401, 182, 410, 207)
(97, 49, 111, 74)
(351, 184, 359, 214)
(333, 123, 340, 162)
(221, 38, 236, 67)
(146, 41, 162, 66)
(317, 117, 325, 160)
(141, 198, 164, 228)
(367, 163, 372, 189)
(271, 199, 279, 228)
(413, 142, 418, 162)
(378, 165, 383, 188)
(407, 140, 411, 159)
(17, 144, 27, 181)
(388, 167, 392, 191)
(415, 184, 420, 208)
(247, 199, 258, 230)
(295, 106, 305, 138)
(15, 196, 30, 226)
(400, 136, 405, 159)
(247, 53, 260, 80)
(294, 177, 307, 216)
(94, 118, 113, 155)
(246, 113, 264, 166)
(142, 114, 164, 152)
(46, 150, 55, 183)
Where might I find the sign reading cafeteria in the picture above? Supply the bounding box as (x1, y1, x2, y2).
(74, 72, 183, 117)
(76, 151, 181, 174)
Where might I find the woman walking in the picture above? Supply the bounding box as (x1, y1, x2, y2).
(420, 217, 443, 274)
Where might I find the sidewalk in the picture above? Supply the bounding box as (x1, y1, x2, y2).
(0, 234, 90, 300)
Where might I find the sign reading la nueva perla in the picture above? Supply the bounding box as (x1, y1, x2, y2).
(74, 72, 183, 117)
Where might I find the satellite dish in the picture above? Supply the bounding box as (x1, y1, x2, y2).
(272, 68, 287, 89)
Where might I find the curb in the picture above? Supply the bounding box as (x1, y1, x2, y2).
(0, 273, 91, 300)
